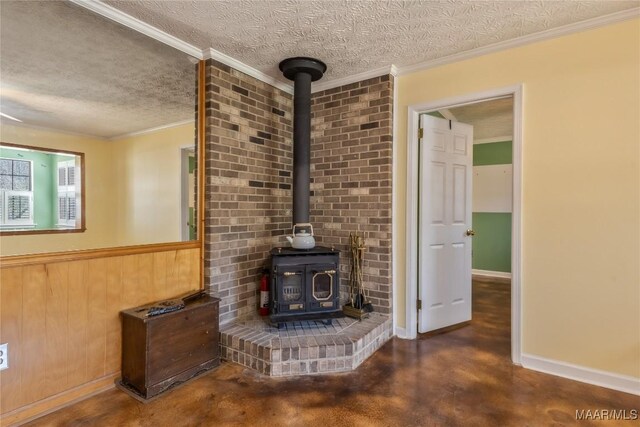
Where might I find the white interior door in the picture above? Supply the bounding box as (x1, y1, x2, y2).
(418, 115, 473, 333)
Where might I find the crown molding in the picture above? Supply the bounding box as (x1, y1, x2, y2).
(70, 2, 638, 97)
(109, 119, 195, 141)
(202, 48, 293, 94)
(0, 118, 195, 141)
(71, 0, 294, 94)
(397, 7, 640, 76)
(312, 65, 396, 94)
(69, 0, 203, 59)
(0, 120, 108, 141)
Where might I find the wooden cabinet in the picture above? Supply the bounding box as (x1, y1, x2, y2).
(120, 293, 220, 399)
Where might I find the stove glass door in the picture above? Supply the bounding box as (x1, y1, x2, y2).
(312, 271, 333, 300)
(307, 264, 337, 310)
(277, 267, 305, 312)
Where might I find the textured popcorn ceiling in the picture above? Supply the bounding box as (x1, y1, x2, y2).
(105, 0, 637, 84)
(1, 1, 636, 138)
(448, 97, 514, 141)
(0, 1, 196, 139)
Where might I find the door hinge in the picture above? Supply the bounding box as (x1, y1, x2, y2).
(418, 128, 423, 139)
(417, 299, 422, 310)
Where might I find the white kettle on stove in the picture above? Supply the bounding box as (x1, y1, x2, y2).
(286, 223, 315, 249)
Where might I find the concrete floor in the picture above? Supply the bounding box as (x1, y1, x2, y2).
(27, 280, 638, 426)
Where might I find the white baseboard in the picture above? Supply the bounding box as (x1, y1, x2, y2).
(394, 326, 408, 339)
(472, 269, 512, 279)
(521, 353, 640, 396)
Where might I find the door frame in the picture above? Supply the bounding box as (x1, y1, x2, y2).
(180, 145, 195, 241)
(404, 84, 523, 365)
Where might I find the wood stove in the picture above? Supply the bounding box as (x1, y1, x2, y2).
(270, 246, 341, 325)
(269, 57, 342, 325)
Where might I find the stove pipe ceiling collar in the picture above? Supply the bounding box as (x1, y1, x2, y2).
(279, 57, 327, 225)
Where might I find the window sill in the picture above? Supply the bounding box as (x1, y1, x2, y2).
(1, 223, 36, 229)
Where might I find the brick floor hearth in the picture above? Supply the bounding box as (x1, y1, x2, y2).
(219, 314, 392, 377)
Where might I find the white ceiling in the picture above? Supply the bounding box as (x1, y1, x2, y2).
(104, 0, 638, 86)
(1, 1, 637, 138)
(0, 1, 196, 139)
(448, 97, 513, 141)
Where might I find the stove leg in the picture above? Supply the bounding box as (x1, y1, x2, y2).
(322, 319, 332, 326)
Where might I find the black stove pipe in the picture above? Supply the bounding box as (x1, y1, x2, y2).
(292, 71, 311, 224)
(279, 57, 327, 226)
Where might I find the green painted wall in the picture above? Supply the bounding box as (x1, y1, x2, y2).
(473, 140, 512, 165)
(472, 141, 512, 273)
(472, 212, 512, 272)
(1, 147, 56, 228)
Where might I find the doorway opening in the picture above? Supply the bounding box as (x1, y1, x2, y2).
(180, 146, 196, 241)
(405, 85, 522, 364)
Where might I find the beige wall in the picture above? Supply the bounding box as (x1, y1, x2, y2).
(0, 125, 116, 255)
(395, 19, 639, 377)
(111, 123, 195, 246)
(0, 122, 195, 255)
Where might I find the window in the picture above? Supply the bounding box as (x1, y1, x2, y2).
(0, 142, 84, 235)
(0, 158, 34, 227)
(57, 160, 77, 227)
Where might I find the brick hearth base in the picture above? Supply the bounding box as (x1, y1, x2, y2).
(219, 314, 392, 376)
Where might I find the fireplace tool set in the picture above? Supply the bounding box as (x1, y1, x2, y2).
(343, 233, 374, 319)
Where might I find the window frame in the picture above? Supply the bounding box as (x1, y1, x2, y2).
(56, 159, 78, 228)
(0, 157, 35, 227)
(0, 142, 85, 236)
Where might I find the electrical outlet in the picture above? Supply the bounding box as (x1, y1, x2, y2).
(0, 343, 8, 370)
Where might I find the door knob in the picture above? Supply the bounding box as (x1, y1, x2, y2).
(466, 229, 475, 236)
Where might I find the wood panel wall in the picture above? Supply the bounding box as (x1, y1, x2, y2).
(0, 246, 200, 424)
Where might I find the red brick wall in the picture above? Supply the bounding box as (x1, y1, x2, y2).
(310, 75, 394, 314)
(203, 59, 293, 323)
(204, 61, 394, 321)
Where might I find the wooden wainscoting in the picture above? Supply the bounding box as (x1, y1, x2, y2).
(0, 244, 200, 425)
